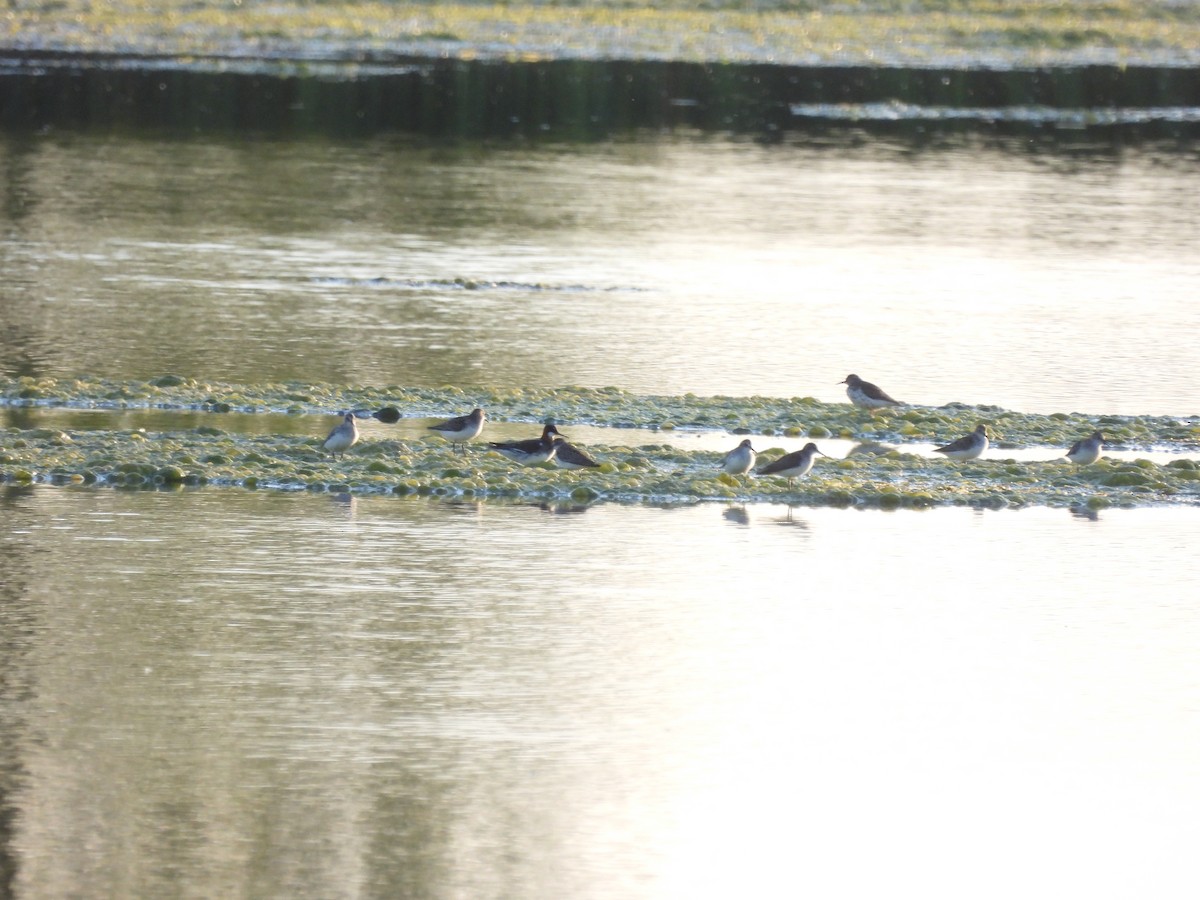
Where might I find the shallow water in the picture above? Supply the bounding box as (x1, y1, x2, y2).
(3, 97, 1200, 897)
(1, 404, 1193, 466)
(2, 130, 1198, 416)
(3, 485, 1200, 898)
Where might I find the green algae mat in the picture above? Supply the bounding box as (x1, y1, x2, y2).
(7, 0, 1200, 68)
(4, 376, 1199, 510)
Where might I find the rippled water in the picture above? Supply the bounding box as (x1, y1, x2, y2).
(3, 113, 1200, 897)
(3, 131, 1198, 415)
(3, 486, 1200, 898)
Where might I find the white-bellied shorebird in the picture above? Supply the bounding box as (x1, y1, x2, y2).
(759, 442, 823, 484)
(841, 373, 902, 412)
(721, 438, 757, 479)
(428, 407, 485, 452)
(322, 411, 359, 458)
(934, 423, 989, 461)
(552, 438, 601, 470)
(1065, 430, 1104, 465)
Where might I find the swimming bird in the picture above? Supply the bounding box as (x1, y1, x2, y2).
(489, 423, 564, 459)
(492, 430, 560, 466)
(721, 439, 757, 479)
(934, 423, 989, 461)
(1065, 430, 1104, 465)
(841, 373, 902, 412)
(552, 438, 601, 470)
(428, 407, 485, 452)
(758, 442, 823, 484)
(322, 411, 359, 458)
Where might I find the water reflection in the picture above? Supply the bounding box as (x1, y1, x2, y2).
(720, 503, 812, 535)
(1, 132, 1198, 416)
(721, 504, 750, 527)
(537, 501, 592, 517)
(5, 59, 1200, 140)
(2, 53, 1199, 898)
(769, 505, 811, 533)
(3, 486, 1200, 896)
(847, 441, 896, 457)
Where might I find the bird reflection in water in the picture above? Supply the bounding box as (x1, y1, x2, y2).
(722, 505, 751, 527)
(445, 500, 485, 518)
(771, 505, 811, 534)
(329, 492, 357, 519)
(538, 502, 592, 516)
(847, 441, 895, 458)
(1069, 505, 1100, 522)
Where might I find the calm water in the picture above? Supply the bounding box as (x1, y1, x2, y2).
(3, 486, 1200, 899)
(3, 115, 1200, 898)
(2, 130, 1198, 416)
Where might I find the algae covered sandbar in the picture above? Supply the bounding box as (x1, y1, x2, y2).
(7, 0, 1200, 69)
(3, 376, 1198, 510)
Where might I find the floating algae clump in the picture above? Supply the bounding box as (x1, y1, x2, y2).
(157, 466, 187, 484)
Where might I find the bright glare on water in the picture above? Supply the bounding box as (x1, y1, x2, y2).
(3, 121, 1200, 900)
(2, 133, 1198, 415)
(3, 487, 1200, 898)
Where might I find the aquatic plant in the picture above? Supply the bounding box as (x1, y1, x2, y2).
(3, 375, 1197, 509)
(6, 1, 1200, 67)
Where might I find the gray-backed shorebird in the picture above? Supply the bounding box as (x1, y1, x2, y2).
(1065, 430, 1104, 465)
(841, 373, 902, 412)
(491, 429, 560, 466)
(552, 438, 601, 470)
(758, 442, 823, 484)
(721, 439, 757, 479)
(323, 411, 359, 458)
(489, 423, 563, 460)
(934, 423, 989, 461)
(428, 407, 485, 452)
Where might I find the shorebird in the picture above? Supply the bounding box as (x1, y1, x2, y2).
(934, 423, 989, 461)
(322, 411, 359, 458)
(841, 373, 902, 412)
(721, 439, 757, 479)
(552, 438, 601, 470)
(758, 442, 823, 484)
(489, 423, 563, 459)
(1065, 430, 1104, 465)
(428, 407, 485, 452)
(491, 430, 560, 466)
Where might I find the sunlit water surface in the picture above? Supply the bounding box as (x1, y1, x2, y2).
(2, 486, 1200, 898)
(2, 132, 1198, 416)
(3, 125, 1200, 898)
